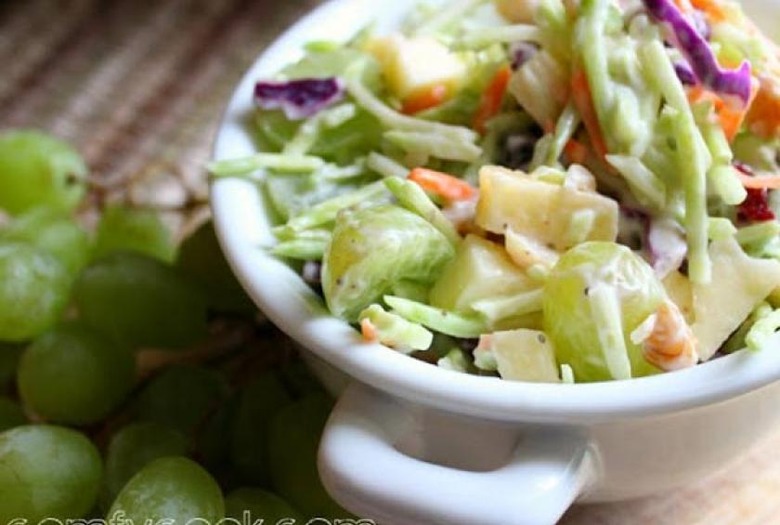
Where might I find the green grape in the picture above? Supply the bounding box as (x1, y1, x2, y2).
(225, 488, 305, 522)
(196, 397, 236, 473)
(18, 322, 135, 425)
(269, 393, 347, 518)
(102, 422, 189, 506)
(0, 397, 26, 431)
(0, 242, 71, 342)
(230, 372, 292, 485)
(73, 251, 208, 349)
(135, 365, 229, 435)
(0, 425, 102, 522)
(176, 220, 255, 315)
(92, 205, 176, 264)
(322, 204, 455, 321)
(0, 343, 23, 392)
(0, 130, 87, 215)
(543, 242, 666, 382)
(107, 457, 224, 524)
(1, 207, 91, 275)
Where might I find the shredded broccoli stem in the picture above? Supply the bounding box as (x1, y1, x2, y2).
(735, 221, 780, 247)
(358, 304, 433, 353)
(271, 239, 328, 260)
(578, 0, 614, 135)
(411, 0, 487, 36)
(384, 178, 461, 246)
(384, 130, 482, 162)
(746, 308, 780, 351)
(587, 284, 632, 380)
(673, 109, 712, 284)
(275, 180, 387, 234)
(560, 364, 575, 384)
(708, 217, 738, 240)
(470, 289, 544, 324)
(700, 114, 733, 166)
(605, 154, 666, 211)
(344, 70, 479, 143)
(544, 101, 581, 166)
(208, 153, 325, 176)
(460, 24, 543, 49)
(383, 295, 487, 338)
(366, 152, 409, 179)
(637, 41, 711, 282)
(639, 40, 712, 167)
(283, 103, 357, 156)
(437, 348, 470, 373)
(709, 165, 747, 206)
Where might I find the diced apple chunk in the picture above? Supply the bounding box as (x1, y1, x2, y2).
(479, 329, 561, 383)
(691, 237, 780, 360)
(476, 165, 619, 251)
(662, 271, 694, 324)
(366, 35, 466, 100)
(508, 50, 568, 128)
(505, 228, 559, 271)
(429, 234, 538, 313)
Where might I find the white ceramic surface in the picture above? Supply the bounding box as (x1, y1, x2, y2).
(210, 1, 780, 523)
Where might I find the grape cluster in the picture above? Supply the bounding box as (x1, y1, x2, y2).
(0, 130, 346, 523)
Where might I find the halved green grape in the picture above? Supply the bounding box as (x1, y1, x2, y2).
(18, 322, 135, 425)
(0, 242, 71, 342)
(268, 393, 347, 518)
(225, 488, 305, 522)
(230, 372, 293, 485)
(0, 397, 26, 431)
(1, 208, 91, 276)
(0, 130, 87, 215)
(107, 457, 224, 524)
(322, 204, 455, 321)
(102, 422, 189, 506)
(543, 242, 666, 382)
(92, 205, 176, 264)
(135, 365, 229, 435)
(0, 425, 102, 522)
(176, 220, 255, 315)
(73, 252, 208, 349)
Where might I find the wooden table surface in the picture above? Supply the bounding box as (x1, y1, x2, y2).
(3, 0, 780, 523)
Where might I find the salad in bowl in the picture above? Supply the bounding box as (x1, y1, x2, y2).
(211, 0, 780, 386)
(210, 0, 780, 521)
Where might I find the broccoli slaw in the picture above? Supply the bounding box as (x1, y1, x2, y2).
(210, 0, 780, 383)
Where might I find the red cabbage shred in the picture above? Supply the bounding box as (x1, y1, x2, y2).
(642, 0, 752, 107)
(254, 78, 345, 120)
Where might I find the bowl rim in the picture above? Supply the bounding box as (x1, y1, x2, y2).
(210, 0, 780, 424)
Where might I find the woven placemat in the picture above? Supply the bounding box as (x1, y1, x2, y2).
(2, 0, 779, 523)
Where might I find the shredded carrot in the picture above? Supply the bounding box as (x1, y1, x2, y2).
(745, 76, 780, 139)
(401, 84, 449, 115)
(689, 0, 730, 22)
(564, 139, 588, 165)
(672, 0, 693, 12)
(408, 167, 477, 202)
(360, 318, 378, 342)
(570, 69, 607, 158)
(737, 171, 780, 189)
(473, 64, 512, 134)
(687, 84, 756, 142)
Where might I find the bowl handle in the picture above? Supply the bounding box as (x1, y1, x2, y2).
(318, 383, 598, 525)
